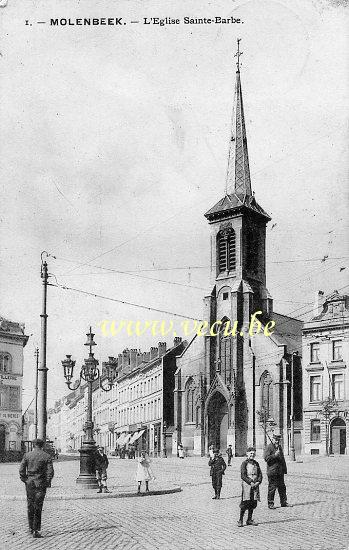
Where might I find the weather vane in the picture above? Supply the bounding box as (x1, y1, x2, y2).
(234, 38, 243, 71)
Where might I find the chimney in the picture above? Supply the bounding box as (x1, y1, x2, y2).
(158, 342, 167, 357)
(173, 336, 182, 347)
(118, 353, 123, 371)
(136, 352, 143, 367)
(150, 346, 158, 360)
(122, 349, 130, 372)
(313, 290, 325, 317)
(130, 349, 137, 370)
(142, 351, 150, 363)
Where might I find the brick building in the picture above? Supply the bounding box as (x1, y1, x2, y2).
(0, 316, 28, 457)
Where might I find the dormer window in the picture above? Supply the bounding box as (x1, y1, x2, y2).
(217, 229, 236, 273)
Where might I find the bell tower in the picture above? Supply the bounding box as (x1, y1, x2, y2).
(203, 40, 273, 455)
(205, 39, 272, 321)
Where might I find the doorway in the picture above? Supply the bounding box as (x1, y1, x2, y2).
(207, 392, 228, 452)
(331, 418, 346, 455)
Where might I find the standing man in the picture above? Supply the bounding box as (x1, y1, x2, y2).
(208, 448, 226, 500)
(226, 444, 233, 466)
(95, 446, 111, 493)
(264, 432, 289, 509)
(19, 438, 54, 539)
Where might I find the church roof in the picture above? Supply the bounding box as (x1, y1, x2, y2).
(205, 192, 271, 221)
(270, 312, 303, 355)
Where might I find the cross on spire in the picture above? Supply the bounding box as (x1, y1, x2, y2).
(234, 38, 243, 72)
(225, 39, 252, 198)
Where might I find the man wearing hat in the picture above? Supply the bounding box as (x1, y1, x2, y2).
(19, 438, 54, 538)
(264, 431, 289, 509)
(95, 446, 111, 493)
(208, 448, 227, 500)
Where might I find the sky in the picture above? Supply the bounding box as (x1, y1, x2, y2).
(0, 0, 348, 410)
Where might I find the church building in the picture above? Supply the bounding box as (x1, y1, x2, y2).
(173, 43, 303, 457)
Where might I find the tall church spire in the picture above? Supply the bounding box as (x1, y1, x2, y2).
(225, 39, 252, 198)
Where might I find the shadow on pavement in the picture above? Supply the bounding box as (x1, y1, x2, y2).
(258, 518, 304, 525)
(289, 500, 325, 506)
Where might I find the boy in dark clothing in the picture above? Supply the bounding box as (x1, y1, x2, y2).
(226, 444, 233, 466)
(238, 446, 263, 527)
(208, 449, 227, 500)
(95, 446, 111, 493)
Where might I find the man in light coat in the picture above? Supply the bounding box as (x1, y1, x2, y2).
(19, 438, 54, 538)
(238, 446, 263, 527)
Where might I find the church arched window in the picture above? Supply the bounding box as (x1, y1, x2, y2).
(185, 378, 195, 423)
(0, 353, 12, 374)
(219, 319, 233, 387)
(260, 371, 273, 418)
(217, 229, 236, 273)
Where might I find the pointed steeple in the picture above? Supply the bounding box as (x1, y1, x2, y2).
(225, 39, 252, 198)
(205, 40, 270, 223)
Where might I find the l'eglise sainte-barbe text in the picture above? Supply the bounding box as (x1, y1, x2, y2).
(143, 17, 242, 25)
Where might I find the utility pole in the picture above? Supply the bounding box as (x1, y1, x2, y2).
(252, 352, 256, 448)
(37, 256, 48, 441)
(34, 347, 39, 439)
(289, 352, 296, 461)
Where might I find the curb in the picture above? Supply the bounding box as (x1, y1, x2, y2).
(0, 486, 182, 501)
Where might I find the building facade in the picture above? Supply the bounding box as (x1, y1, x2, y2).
(173, 50, 303, 457)
(46, 338, 186, 456)
(302, 291, 349, 455)
(0, 316, 28, 456)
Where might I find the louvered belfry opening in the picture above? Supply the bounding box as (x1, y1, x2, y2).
(217, 228, 236, 273)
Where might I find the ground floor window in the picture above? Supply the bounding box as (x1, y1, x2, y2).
(310, 419, 321, 441)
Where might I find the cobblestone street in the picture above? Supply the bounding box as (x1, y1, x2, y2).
(1, 455, 348, 550)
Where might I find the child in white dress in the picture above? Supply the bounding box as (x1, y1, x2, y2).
(136, 452, 155, 494)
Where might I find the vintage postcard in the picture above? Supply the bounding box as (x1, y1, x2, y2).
(0, 0, 348, 548)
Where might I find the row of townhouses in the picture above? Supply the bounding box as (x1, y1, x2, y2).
(46, 338, 186, 457)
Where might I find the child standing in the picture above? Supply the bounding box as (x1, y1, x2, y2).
(238, 446, 263, 527)
(136, 451, 155, 494)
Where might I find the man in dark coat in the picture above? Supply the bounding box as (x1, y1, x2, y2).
(238, 446, 263, 527)
(264, 432, 289, 509)
(19, 438, 54, 538)
(226, 444, 233, 466)
(95, 446, 111, 493)
(208, 448, 227, 499)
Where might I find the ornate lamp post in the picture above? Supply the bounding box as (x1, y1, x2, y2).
(61, 328, 117, 487)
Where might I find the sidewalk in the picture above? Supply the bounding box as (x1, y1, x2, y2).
(0, 457, 181, 501)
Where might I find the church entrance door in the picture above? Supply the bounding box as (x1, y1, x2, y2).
(207, 392, 228, 452)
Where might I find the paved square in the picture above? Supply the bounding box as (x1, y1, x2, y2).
(0, 455, 348, 550)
